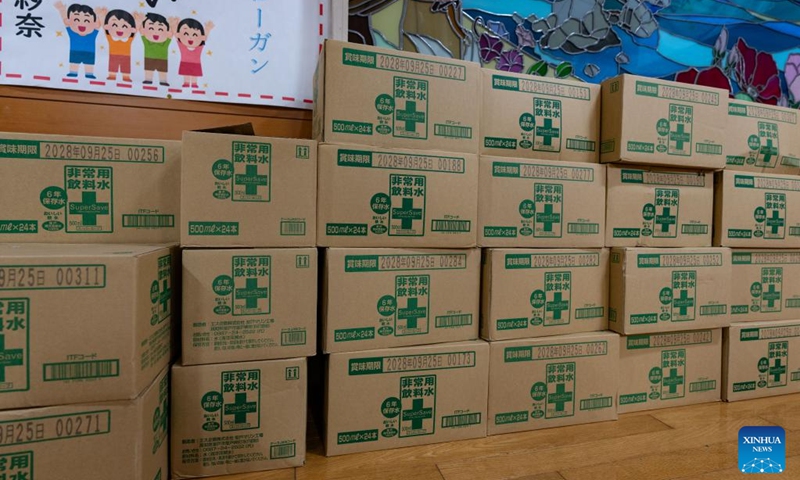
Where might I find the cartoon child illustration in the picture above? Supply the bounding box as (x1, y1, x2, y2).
(54, 2, 107, 79)
(175, 18, 214, 88)
(134, 12, 179, 86)
(103, 9, 136, 82)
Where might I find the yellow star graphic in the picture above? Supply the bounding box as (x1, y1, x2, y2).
(192, 10, 197, 15)
(136, 61, 141, 66)
(100, 46, 105, 50)
(172, 50, 176, 54)
(206, 50, 213, 56)
(203, 83, 208, 88)
(139, 2, 145, 7)
(59, 63, 64, 67)
(56, 31, 63, 37)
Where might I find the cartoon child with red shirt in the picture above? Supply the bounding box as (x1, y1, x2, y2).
(175, 18, 214, 89)
(54, 2, 107, 79)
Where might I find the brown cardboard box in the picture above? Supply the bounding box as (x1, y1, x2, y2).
(0, 243, 173, 410)
(714, 171, 800, 248)
(488, 332, 618, 435)
(723, 320, 800, 401)
(181, 131, 316, 247)
(313, 40, 480, 154)
(480, 70, 600, 162)
(606, 165, 714, 247)
(323, 248, 479, 353)
(725, 101, 800, 174)
(600, 74, 726, 169)
(481, 249, 608, 341)
(618, 329, 721, 413)
(0, 132, 180, 243)
(171, 358, 307, 478)
(325, 340, 488, 456)
(0, 367, 168, 480)
(182, 248, 317, 365)
(317, 144, 478, 248)
(478, 156, 605, 247)
(731, 250, 800, 322)
(609, 247, 731, 335)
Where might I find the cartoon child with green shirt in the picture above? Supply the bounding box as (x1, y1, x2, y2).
(54, 2, 107, 79)
(133, 12, 179, 87)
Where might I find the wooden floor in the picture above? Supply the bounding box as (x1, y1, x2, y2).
(209, 393, 800, 480)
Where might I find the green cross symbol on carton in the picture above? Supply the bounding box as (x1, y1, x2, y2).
(548, 383, 572, 412)
(403, 398, 433, 429)
(226, 392, 258, 424)
(538, 118, 561, 146)
(671, 123, 690, 150)
(664, 368, 684, 394)
(674, 289, 694, 316)
(235, 165, 268, 196)
(398, 297, 426, 329)
(397, 101, 426, 132)
(760, 138, 778, 164)
(656, 207, 676, 233)
(0, 335, 23, 383)
(393, 198, 423, 230)
(73, 191, 109, 226)
(770, 358, 787, 383)
(538, 204, 559, 232)
(546, 292, 569, 320)
(763, 284, 781, 309)
(767, 210, 785, 235)
(236, 278, 268, 310)
(159, 279, 172, 314)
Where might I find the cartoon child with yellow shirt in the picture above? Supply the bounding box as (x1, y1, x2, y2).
(103, 9, 136, 82)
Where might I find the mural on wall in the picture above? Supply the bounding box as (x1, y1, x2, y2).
(349, 0, 800, 107)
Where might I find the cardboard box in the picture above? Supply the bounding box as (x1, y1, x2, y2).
(488, 332, 618, 436)
(725, 101, 800, 174)
(478, 156, 605, 248)
(724, 320, 800, 401)
(323, 248, 479, 353)
(182, 248, 317, 365)
(0, 367, 168, 480)
(609, 248, 731, 335)
(731, 250, 800, 322)
(181, 131, 317, 247)
(600, 74, 726, 169)
(0, 132, 180, 243)
(313, 40, 480, 154)
(606, 165, 714, 247)
(714, 171, 800, 248)
(0, 243, 173, 410)
(480, 70, 600, 162)
(481, 249, 608, 341)
(619, 329, 721, 413)
(325, 340, 488, 456)
(317, 144, 478, 248)
(171, 358, 307, 478)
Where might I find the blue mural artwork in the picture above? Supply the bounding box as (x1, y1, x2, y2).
(348, 0, 800, 106)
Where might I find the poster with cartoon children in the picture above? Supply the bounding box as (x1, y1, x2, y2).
(0, 1, 330, 109)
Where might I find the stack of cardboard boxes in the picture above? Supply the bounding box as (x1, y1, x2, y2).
(0, 133, 180, 479)
(171, 130, 318, 477)
(314, 41, 489, 455)
(714, 103, 800, 402)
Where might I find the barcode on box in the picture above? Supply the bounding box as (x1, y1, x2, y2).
(270, 443, 296, 459)
(700, 305, 727, 316)
(122, 214, 174, 228)
(441, 413, 481, 428)
(792, 372, 800, 382)
(281, 331, 307, 346)
(281, 221, 306, 236)
(435, 314, 473, 328)
(790, 227, 800, 237)
(44, 360, 120, 381)
(689, 380, 716, 392)
(575, 307, 604, 320)
(681, 224, 708, 235)
(696, 143, 722, 155)
(431, 220, 471, 232)
(567, 223, 600, 234)
(579, 396, 612, 410)
(787, 299, 800, 308)
(434, 124, 472, 139)
(566, 139, 596, 152)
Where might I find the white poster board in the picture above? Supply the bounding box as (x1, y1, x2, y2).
(0, 0, 331, 109)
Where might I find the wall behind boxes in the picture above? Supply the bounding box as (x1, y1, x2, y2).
(0, 86, 312, 140)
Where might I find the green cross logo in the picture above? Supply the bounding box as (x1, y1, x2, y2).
(396, 101, 426, 133)
(399, 374, 436, 437)
(537, 118, 561, 147)
(768, 342, 788, 388)
(661, 350, 686, 399)
(159, 278, 172, 314)
(224, 392, 258, 424)
(538, 204, 559, 232)
(544, 271, 571, 326)
(760, 138, 778, 165)
(389, 174, 426, 237)
(663, 368, 684, 394)
(71, 191, 110, 226)
(392, 198, 423, 230)
(547, 292, 569, 320)
(395, 274, 430, 336)
(402, 398, 433, 430)
(545, 362, 575, 418)
(397, 298, 426, 329)
(767, 210, 785, 236)
(770, 358, 786, 384)
(0, 335, 24, 383)
(763, 284, 781, 310)
(548, 382, 573, 412)
(671, 271, 696, 321)
(232, 255, 271, 316)
(670, 123, 690, 151)
(234, 165, 268, 197)
(393, 76, 429, 139)
(235, 278, 268, 310)
(533, 98, 562, 152)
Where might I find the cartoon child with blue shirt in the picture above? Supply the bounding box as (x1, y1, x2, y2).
(54, 2, 107, 79)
